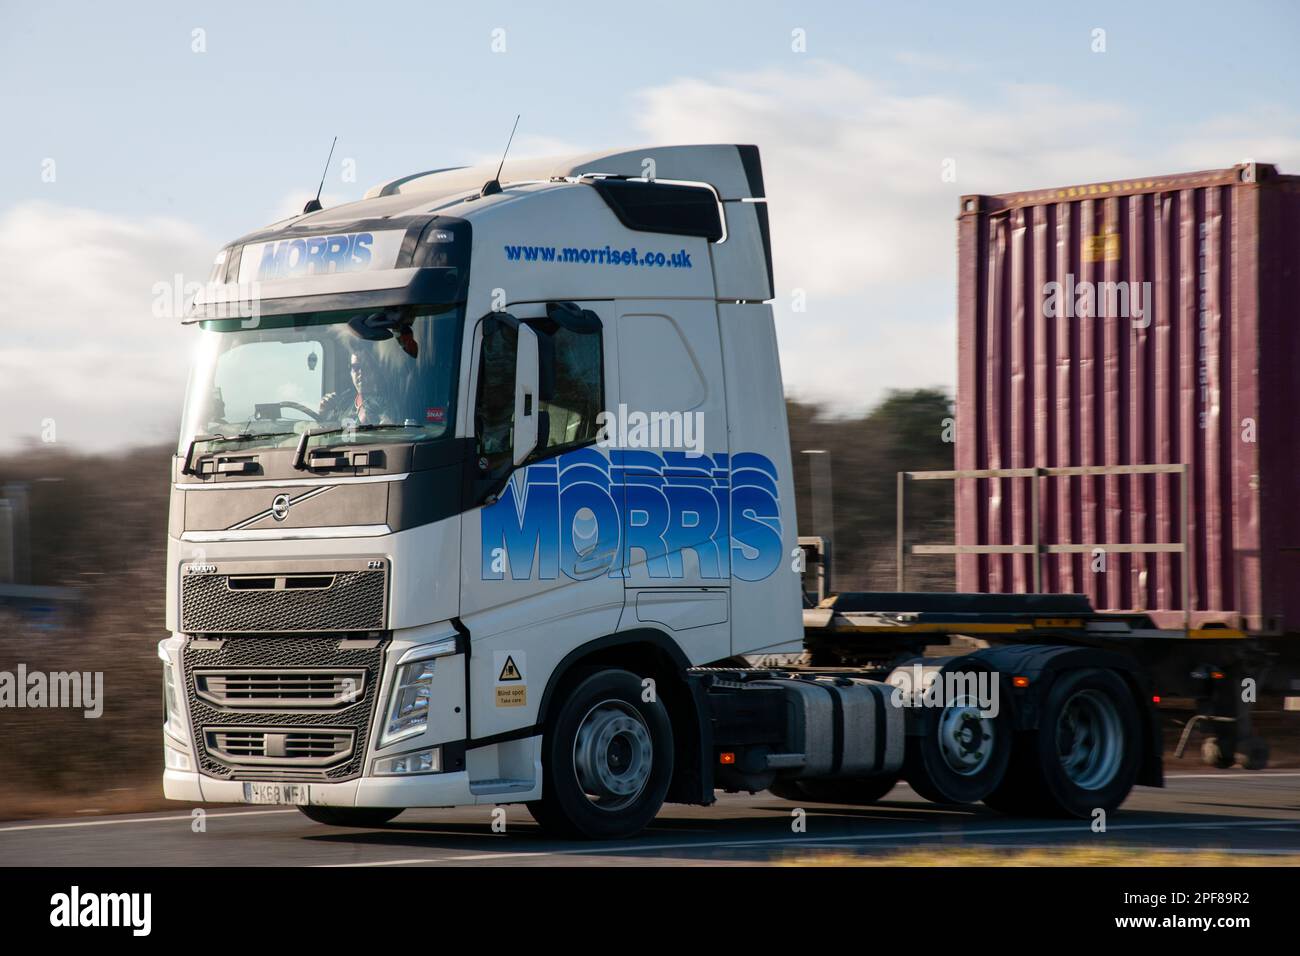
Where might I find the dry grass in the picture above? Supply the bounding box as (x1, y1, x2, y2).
(0, 586, 171, 820)
(781, 845, 1300, 867)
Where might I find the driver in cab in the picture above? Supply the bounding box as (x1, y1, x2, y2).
(319, 350, 394, 425)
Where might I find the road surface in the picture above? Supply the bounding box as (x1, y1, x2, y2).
(2, 772, 1298, 866)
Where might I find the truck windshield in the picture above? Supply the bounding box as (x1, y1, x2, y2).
(178, 306, 463, 456)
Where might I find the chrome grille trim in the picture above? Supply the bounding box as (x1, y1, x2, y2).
(205, 728, 355, 767)
(234, 768, 334, 782)
(193, 668, 367, 709)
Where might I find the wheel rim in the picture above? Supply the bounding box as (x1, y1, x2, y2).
(937, 695, 995, 776)
(572, 699, 653, 812)
(1056, 689, 1124, 790)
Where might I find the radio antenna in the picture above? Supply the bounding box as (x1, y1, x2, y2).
(303, 136, 338, 214)
(480, 115, 520, 197)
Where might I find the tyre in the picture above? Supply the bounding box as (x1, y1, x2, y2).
(1237, 736, 1269, 771)
(298, 806, 404, 827)
(526, 668, 674, 840)
(904, 668, 1012, 805)
(766, 778, 806, 802)
(770, 775, 900, 805)
(1201, 736, 1235, 769)
(984, 668, 1141, 818)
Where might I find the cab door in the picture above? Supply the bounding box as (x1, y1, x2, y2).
(458, 300, 625, 740)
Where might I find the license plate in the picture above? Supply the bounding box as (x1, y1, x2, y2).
(243, 782, 311, 805)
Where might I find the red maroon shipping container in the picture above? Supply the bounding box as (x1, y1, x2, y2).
(955, 163, 1300, 633)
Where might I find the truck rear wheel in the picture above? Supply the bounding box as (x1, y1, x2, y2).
(769, 775, 899, 805)
(1201, 736, 1235, 769)
(298, 806, 403, 827)
(1237, 736, 1269, 771)
(984, 668, 1140, 818)
(904, 675, 1011, 804)
(527, 668, 674, 840)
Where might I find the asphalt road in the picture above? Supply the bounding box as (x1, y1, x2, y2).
(2, 772, 1299, 866)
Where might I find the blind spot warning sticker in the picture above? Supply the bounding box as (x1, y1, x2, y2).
(494, 651, 526, 707)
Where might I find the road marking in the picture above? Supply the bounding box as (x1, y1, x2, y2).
(316, 858, 447, 867)
(1165, 772, 1300, 780)
(0, 808, 298, 834)
(317, 851, 551, 866)
(319, 858, 444, 867)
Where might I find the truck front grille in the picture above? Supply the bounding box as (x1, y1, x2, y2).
(183, 635, 386, 783)
(194, 668, 366, 709)
(181, 567, 387, 634)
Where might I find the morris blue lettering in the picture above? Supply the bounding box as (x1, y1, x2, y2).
(482, 448, 783, 583)
(481, 467, 560, 580)
(350, 233, 373, 268)
(255, 232, 378, 280)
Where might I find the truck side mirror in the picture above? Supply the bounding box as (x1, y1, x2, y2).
(512, 322, 540, 466)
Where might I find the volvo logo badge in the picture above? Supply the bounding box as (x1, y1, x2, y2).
(271, 494, 292, 521)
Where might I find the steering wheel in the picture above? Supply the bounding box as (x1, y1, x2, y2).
(269, 401, 325, 423)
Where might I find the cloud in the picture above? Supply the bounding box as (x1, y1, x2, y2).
(0, 201, 214, 450)
(892, 50, 977, 72)
(633, 62, 1144, 300)
(632, 61, 1300, 412)
(1165, 106, 1300, 172)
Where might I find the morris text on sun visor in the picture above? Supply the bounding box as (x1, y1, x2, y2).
(236, 230, 407, 284)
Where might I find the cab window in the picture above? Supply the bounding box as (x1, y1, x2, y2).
(539, 323, 602, 454)
(474, 309, 604, 471)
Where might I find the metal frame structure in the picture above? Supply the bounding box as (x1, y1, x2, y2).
(896, 463, 1191, 631)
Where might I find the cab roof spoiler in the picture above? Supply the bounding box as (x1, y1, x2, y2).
(364, 144, 766, 203)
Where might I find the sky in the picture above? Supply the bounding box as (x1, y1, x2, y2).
(1, 0, 1298, 450)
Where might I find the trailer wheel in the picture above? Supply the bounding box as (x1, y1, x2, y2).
(526, 668, 673, 840)
(1201, 736, 1235, 769)
(1237, 736, 1269, 771)
(769, 775, 900, 805)
(985, 668, 1140, 818)
(298, 806, 403, 827)
(904, 678, 1011, 805)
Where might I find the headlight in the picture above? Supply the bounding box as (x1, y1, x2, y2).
(381, 660, 436, 746)
(373, 747, 441, 776)
(164, 737, 193, 771)
(162, 655, 189, 744)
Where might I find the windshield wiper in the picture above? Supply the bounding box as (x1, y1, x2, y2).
(182, 431, 295, 475)
(292, 423, 414, 470)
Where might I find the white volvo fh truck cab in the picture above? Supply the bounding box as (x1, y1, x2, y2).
(162, 145, 1158, 838)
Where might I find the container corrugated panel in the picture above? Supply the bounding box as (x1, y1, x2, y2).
(956, 163, 1300, 633)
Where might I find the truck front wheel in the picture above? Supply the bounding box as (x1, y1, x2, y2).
(904, 675, 1012, 805)
(527, 668, 674, 840)
(298, 806, 403, 827)
(769, 775, 900, 805)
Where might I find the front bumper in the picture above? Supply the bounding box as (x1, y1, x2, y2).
(163, 767, 481, 807)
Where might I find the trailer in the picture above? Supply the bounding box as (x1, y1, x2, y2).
(954, 162, 1300, 635)
(161, 144, 1183, 839)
